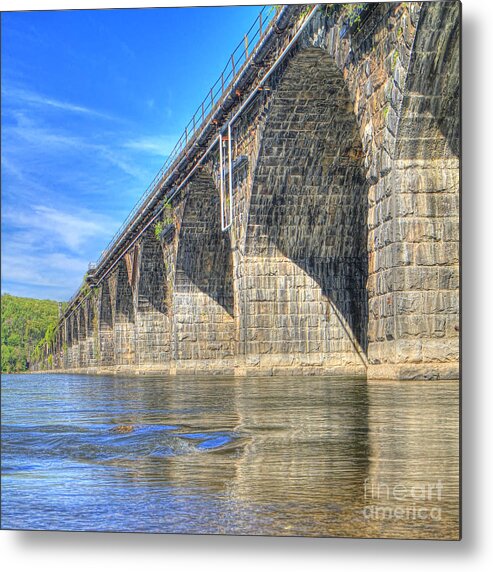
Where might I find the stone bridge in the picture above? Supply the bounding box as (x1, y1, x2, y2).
(32, 2, 460, 380)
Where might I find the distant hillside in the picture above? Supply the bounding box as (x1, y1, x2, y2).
(1, 294, 61, 373)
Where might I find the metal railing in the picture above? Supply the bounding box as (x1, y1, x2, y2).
(64, 5, 283, 312)
(93, 5, 281, 271)
(63, 3, 323, 318)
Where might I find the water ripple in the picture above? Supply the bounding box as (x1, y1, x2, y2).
(1, 374, 459, 538)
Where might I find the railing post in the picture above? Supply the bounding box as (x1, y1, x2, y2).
(79, 5, 288, 300)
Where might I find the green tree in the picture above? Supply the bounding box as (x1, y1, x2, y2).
(1, 294, 62, 373)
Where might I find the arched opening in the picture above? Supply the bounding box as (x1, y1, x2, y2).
(379, 1, 460, 379)
(134, 228, 170, 366)
(66, 315, 73, 346)
(70, 313, 80, 369)
(396, 2, 460, 162)
(110, 260, 136, 367)
(62, 321, 69, 369)
(241, 47, 369, 374)
(79, 306, 86, 340)
(173, 170, 235, 369)
(85, 297, 97, 367)
(78, 306, 87, 368)
(99, 278, 114, 366)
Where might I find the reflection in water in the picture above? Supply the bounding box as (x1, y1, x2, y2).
(1, 374, 459, 538)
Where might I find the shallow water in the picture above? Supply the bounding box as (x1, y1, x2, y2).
(1, 373, 459, 538)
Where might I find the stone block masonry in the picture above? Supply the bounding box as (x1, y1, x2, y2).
(32, 2, 460, 380)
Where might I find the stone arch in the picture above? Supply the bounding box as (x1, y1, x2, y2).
(54, 329, 60, 366)
(135, 229, 167, 314)
(78, 305, 88, 368)
(109, 260, 136, 366)
(240, 47, 369, 374)
(99, 279, 114, 329)
(85, 296, 97, 367)
(368, 0, 460, 379)
(66, 314, 73, 346)
(61, 319, 69, 369)
(70, 312, 80, 369)
(78, 305, 86, 340)
(86, 296, 95, 335)
(98, 278, 115, 366)
(172, 169, 235, 371)
(396, 2, 460, 162)
(134, 228, 170, 366)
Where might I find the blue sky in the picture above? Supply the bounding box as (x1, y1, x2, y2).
(1, 4, 264, 301)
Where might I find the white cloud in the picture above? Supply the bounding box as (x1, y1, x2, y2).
(1, 251, 88, 288)
(1, 204, 120, 300)
(1, 250, 89, 301)
(122, 135, 178, 157)
(3, 204, 116, 252)
(3, 110, 149, 181)
(3, 85, 118, 121)
(1, 82, 179, 300)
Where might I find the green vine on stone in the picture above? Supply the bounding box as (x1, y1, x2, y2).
(391, 49, 399, 71)
(154, 221, 165, 241)
(154, 198, 174, 241)
(162, 198, 173, 225)
(298, 4, 315, 20)
(343, 3, 368, 29)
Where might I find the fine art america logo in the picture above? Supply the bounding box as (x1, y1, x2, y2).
(363, 478, 444, 521)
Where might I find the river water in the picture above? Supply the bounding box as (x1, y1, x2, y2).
(1, 373, 459, 539)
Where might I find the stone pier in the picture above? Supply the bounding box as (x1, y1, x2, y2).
(32, 3, 460, 380)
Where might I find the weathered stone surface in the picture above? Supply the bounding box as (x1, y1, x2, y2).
(33, 2, 460, 381)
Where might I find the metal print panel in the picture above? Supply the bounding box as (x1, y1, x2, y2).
(1, 1, 461, 539)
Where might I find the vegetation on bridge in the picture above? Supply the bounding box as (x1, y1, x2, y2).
(154, 198, 175, 241)
(1, 294, 62, 373)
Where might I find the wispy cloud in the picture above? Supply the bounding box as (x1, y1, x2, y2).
(5, 110, 83, 149)
(1, 251, 89, 289)
(3, 85, 118, 121)
(122, 135, 178, 157)
(2, 83, 177, 299)
(1, 204, 120, 300)
(3, 204, 116, 253)
(3, 110, 149, 181)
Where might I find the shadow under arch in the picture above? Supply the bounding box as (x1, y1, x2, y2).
(243, 47, 369, 368)
(98, 278, 115, 366)
(99, 278, 114, 331)
(396, 1, 460, 161)
(78, 305, 86, 341)
(173, 169, 235, 364)
(70, 312, 80, 368)
(84, 296, 97, 367)
(384, 0, 460, 377)
(86, 296, 95, 336)
(175, 170, 234, 317)
(110, 260, 136, 366)
(136, 229, 167, 315)
(133, 228, 170, 366)
(111, 259, 135, 324)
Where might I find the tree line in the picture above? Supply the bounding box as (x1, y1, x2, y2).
(1, 294, 63, 373)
